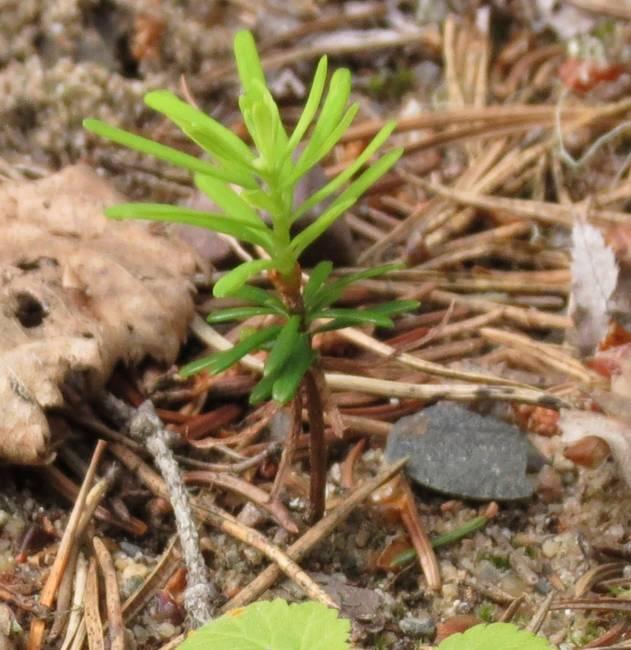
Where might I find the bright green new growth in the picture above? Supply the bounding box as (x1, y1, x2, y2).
(437, 623, 557, 650)
(84, 30, 413, 405)
(177, 599, 350, 650)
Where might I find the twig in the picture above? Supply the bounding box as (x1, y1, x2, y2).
(222, 458, 406, 610)
(527, 591, 555, 634)
(27, 440, 107, 650)
(429, 288, 571, 330)
(193, 500, 338, 609)
(102, 394, 214, 626)
(176, 442, 282, 474)
(258, 3, 387, 51)
(190, 316, 567, 407)
(480, 327, 600, 384)
(304, 367, 328, 523)
(183, 470, 299, 533)
(48, 547, 79, 642)
(412, 175, 631, 227)
(270, 398, 302, 501)
(105, 436, 327, 608)
(563, 0, 631, 19)
(93, 538, 125, 650)
(399, 477, 441, 591)
(59, 553, 88, 650)
(122, 537, 180, 623)
(84, 558, 104, 650)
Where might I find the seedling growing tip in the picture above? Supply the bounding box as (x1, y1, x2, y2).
(84, 30, 417, 521)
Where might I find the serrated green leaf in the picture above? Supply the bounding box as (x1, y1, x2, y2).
(180, 325, 282, 377)
(104, 203, 273, 249)
(437, 623, 556, 650)
(287, 56, 328, 153)
(272, 334, 314, 404)
(294, 121, 397, 220)
(264, 315, 301, 378)
(303, 261, 334, 307)
(206, 306, 278, 324)
(234, 30, 266, 94)
(179, 599, 350, 650)
(83, 119, 240, 182)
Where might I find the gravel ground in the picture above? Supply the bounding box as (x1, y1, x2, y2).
(1, 1, 630, 648)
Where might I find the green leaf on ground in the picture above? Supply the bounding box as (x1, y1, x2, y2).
(178, 599, 350, 650)
(437, 623, 556, 650)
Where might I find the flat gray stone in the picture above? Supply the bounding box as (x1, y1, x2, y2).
(385, 403, 533, 501)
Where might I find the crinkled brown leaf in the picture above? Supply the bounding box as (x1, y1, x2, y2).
(0, 165, 200, 464)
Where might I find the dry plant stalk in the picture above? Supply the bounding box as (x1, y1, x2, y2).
(93, 537, 125, 650)
(84, 558, 104, 650)
(122, 537, 180, 624)
(27, 440, 107, 650)
(125, 399, 214, 626)
(399, 477, 441, 591)
(59, 553, 88, 650)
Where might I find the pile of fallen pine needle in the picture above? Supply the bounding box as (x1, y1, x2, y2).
(3, 2, 631, 649)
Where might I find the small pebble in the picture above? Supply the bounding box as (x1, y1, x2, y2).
(156, 622, 178, 640)
(132, 624, 149, 644)
(542, 539, 560, 559)
(536, 466, 563, 503)
(399, 613, 436, 639)
(499, 573, 527, 597)
(355, 526, 370, 549)
(120, 542, 144, 559)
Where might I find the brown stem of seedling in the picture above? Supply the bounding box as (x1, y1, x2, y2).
(304, 366, 327, 523)
(271, 262, 328, 523)
(270, 390, 302, 502)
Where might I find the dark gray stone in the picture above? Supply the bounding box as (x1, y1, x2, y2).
(385, 402, 533, 501)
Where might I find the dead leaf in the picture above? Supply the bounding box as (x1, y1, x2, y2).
(569, 218, 619, 355)
(0, 165, 200, 465)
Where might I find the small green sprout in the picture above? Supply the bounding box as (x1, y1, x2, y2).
(84, 30, 417, 520)
(84, 30, 412, 405)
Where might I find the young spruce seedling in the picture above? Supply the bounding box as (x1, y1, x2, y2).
(84, 30, 418, 521)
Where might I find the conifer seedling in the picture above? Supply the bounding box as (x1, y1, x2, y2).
(84, 30, 418, 521)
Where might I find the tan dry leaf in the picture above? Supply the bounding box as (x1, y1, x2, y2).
(569, 218, 619, 355)
(0, 165, 200, 465)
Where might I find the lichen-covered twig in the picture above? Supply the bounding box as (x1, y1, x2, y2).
(100, 392, 214, 627)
